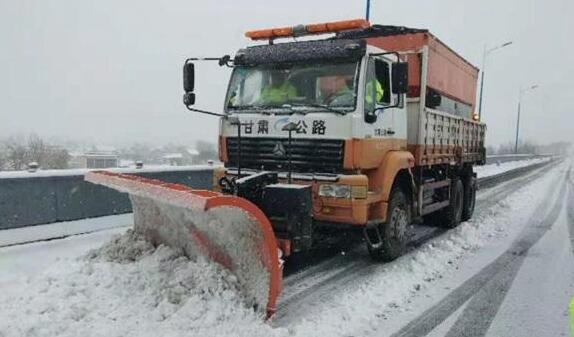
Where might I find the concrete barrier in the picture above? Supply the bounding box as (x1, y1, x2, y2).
(0, 168, 213, 230)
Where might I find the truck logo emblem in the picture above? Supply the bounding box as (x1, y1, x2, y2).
(272, 143, 286, 157)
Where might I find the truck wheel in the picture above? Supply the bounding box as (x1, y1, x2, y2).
(442, 178, 464, 228)
(368, 187, 411, 262)
(461, 175, 476, 221)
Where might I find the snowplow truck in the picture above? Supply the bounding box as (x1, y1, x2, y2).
(86, 19, 485, 318)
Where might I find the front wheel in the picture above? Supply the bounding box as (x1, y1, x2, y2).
(368, 187, 411, 262)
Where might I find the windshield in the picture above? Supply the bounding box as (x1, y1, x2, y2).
(225, 62, 359, 113)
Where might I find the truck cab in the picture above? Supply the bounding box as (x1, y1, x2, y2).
(183, 19, 485, 261)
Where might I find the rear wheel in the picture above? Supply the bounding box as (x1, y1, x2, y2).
(441, 178, 464, 228)
(368, 187, 411, 262)
(461, 175, 477, 221)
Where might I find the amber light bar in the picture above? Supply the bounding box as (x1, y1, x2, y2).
(245, 19, 370, 41)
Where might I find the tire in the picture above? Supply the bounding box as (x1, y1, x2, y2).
(368, 187, 411, 262)
(461, 175, 477, 221)
(441, 178, 464, 228)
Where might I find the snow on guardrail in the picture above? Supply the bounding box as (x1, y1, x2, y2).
(476, 157, 551, 178)
(0, 164, 220, 179)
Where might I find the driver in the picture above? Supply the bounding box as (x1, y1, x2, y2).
(260, 71, 297, 104)
(320, 75, 354, 106)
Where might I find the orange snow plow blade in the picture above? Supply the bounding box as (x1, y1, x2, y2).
(85, 171, 282, 318)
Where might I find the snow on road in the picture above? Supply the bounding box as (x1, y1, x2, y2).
(0, 231, 278, 337)
(391, 162, 572, 337)
(0, 227, 127, 288)
(485, 202, 574, 336)
(0, 159, 570, 337)
(0, 214, 133, 247)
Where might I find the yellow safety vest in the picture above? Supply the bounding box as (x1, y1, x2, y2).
(261, 82, 297, 104)
(366, 80, 384, 104)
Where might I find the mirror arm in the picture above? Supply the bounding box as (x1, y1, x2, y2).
(183, 54, 234, 117)
(185, 105, 226, 117)
(186, 56, 234, 67)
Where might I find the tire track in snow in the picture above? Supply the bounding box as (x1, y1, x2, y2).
(390, 167, 568, 337)
(275, 161, 556, 326)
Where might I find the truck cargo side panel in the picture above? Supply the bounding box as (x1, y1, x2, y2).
(408, 108, 486, 166)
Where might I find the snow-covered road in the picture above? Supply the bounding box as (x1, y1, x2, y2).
(0, 159, 572, 337)
(387, 161, 574, 337)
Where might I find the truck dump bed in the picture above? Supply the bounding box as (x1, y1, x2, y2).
(366, 28, 486, 166)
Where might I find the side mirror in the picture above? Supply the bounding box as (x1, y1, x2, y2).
(391, 62, 408, 94)
(365, 111, 377, 124)
(426, 89, 441, 108)
(183, 62, 195, 93)
(183, 92, 196, 106)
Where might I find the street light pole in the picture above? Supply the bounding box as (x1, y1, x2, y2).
(365, 0, 371, 21)
(514, 99, 521, 154)
(477, 41, 513, 120)
(515, 85, 539, 154)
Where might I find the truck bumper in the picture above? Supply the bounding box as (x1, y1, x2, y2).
(215, 168, 385, 227)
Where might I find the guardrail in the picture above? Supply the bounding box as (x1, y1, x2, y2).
(478, 158, 556, 189)
(0, 168, 213, 230)
(0, 157, 557, 231)
(485, 154, 550, 164)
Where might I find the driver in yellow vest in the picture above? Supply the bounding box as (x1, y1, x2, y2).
(260, 71, 297, 104)
(365, 79, 385, 104)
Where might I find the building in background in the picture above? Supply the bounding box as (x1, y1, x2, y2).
(85, 152, 119, 168)
(69, 146, 119, 169)
(163, 153, 184, 166)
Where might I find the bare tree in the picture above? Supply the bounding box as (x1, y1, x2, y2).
(27, 134, 47, 165)
(0, 145, 5, 171)
(2, 134, 71, 170)
(43, 147, 70, 169)
(4, 137, 28, 170)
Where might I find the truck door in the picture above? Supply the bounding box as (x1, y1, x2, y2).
(364, 55, 406, 140)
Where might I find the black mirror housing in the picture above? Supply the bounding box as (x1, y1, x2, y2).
(364, 111, 377, 124)
(183, 62, 195, 92)
(183, 92, 196, 106)
(426, 89, 441, 108)
(391, 62, 408, 94)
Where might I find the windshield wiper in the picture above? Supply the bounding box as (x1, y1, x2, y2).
(287, 102, 347, 115)
(229, 106, 271, 115)
(230, 103, 347, 116)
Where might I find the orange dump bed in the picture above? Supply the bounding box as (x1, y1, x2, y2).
(368, 32, 479, 109)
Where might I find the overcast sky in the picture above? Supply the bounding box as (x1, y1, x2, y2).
(0, 0, 572, 147)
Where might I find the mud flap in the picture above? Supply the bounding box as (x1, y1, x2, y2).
(85, 171, 282, 318)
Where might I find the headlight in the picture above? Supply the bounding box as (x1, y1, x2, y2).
(318, 184, 351, 198)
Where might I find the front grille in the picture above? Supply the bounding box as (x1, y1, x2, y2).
(226, 137, 344, 173)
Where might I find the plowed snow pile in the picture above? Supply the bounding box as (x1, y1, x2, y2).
(0, 230, 279, 337)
